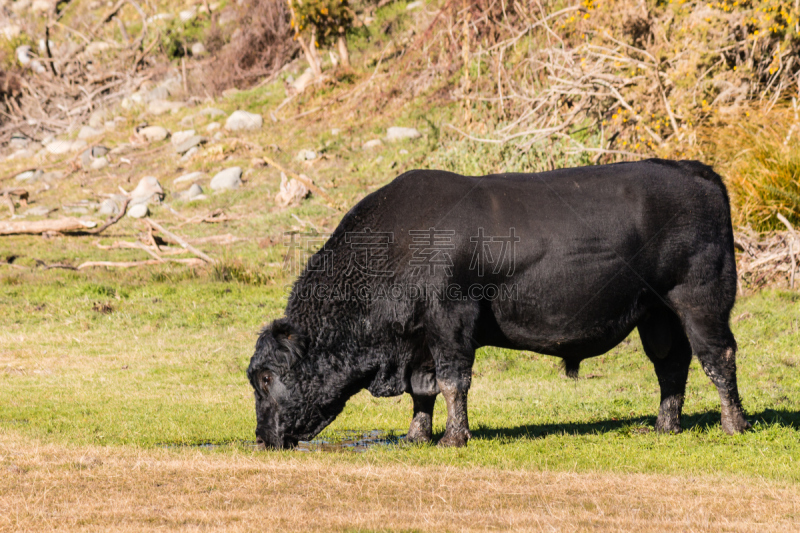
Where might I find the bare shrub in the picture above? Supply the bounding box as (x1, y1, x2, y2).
(203, 0, 298, 93)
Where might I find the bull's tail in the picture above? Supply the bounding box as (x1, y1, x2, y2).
(562, 357, 581, 379)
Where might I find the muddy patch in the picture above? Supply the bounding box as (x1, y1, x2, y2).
(161, 430, 403, 453)
(296, 430, 403, 453)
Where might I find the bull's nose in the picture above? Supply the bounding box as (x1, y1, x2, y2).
(255, 436, 266, 450)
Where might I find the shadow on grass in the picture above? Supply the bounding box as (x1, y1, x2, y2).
(469, 408, 800, 441)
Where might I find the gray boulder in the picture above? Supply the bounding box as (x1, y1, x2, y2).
(130, 176, 164, 205)
(386, 126, 421, 142)
(174, 171, 206, 184)
(295, 149, 317, 161)
(172, 129, 196, 146)
(224, 110, 262, 131)
(90, 157, 108, 170)
(78, 125, 104, 140)
(127, 203, 149, 218)
(139, 126, 170, 142)
(175, 135, 206, 154)
(210, 167, 242, 191)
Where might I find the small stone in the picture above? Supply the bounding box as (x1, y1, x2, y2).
(179, 8, 196, 21)
(130, 176, 164, 205)
(98, 198, 120, 216)
(9, 136, 29, 149)
(16, 45, 32, 66)
(184, 183, 204, 199)
(139, 126, 170, 142)
(363, 139, 383, 149)
(386, 126, 421, 142)
(224, 110, 262, 132)
(109, 144, 133, 155)
(148, 99, 184, 115)
(90, 157, 108, 170)
(191, 42, 206, 56)
(406, 0, 423, 9)
(210, 167, 243, 191)
(127, 203, 149, 218)
(40, 171, 63, 183)
(201, 107, 226, 118)
(92, 146, 109, 158)
(15, 170, 37, 182)
(251, 157, 266, 168)
(25, 206, 52, 217)
(45, 140, 87, 154)
(180, 115, 196, 128)
(295, 149, 317, 161)
(331, 128, 341, 135)
(172, 130, 196, 146)
(180, 146, 199, 162)
(80, 149, 93, 168)
(174, 171, 206, 184)
(213, 132, 224, 142)
(206, 122, 220, 132)
(175, 135, 206, 154)
(146, 13, 174, 23)
(399, 149, 409, 155)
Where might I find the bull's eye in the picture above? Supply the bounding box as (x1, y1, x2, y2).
(260, 372, 272, 392)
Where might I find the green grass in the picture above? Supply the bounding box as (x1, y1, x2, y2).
(1, 275, 798, 481)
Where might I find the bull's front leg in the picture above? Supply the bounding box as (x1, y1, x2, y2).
(436, 379, 471, 447)
(406, 393, 436, 443)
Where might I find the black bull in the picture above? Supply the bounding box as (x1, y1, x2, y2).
(248, 159, 750, 448)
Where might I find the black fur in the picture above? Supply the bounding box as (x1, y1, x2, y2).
(247, 159, 750, 448)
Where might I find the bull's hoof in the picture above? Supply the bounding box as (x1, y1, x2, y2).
(721, 412, 752, 435)
(654, 418, 682, 434)
(405, 433, 432, 444)
(437, 429, 471, 448)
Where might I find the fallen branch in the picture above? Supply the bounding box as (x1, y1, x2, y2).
(144, 219, 214, 264)
(77, 258, 205, 269)
(261, 154, 341, 210)
(86, 198, 130, 235)
(0, 218, 97, 236)
(188, 233, 244, 245)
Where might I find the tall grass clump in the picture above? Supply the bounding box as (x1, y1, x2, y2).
(697, 107, 800, 230)
(211, 257, 276, 286)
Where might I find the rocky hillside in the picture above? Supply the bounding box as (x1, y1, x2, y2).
(0, 0, 798, 291)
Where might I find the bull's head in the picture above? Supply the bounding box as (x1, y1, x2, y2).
(247, 318, 323, 449)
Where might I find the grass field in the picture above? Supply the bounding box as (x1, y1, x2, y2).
(1, 272, 799, 531)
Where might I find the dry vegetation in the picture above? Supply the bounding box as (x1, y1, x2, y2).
(2, 432, 800, 532)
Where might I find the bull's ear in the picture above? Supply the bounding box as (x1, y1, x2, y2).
(271, 318, 309, 366)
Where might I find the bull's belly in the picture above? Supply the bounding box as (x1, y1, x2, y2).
(475, 290, 648, 358)
(479, 320, 638, 358)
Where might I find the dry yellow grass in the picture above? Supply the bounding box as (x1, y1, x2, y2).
(1, 432, 798, 532)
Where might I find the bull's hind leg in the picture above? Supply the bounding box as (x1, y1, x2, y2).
(682, 312, 751, 434)
(638, 308, 692, 433)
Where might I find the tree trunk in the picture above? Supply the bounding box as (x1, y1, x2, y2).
(337, 34, 350, 68)
(298, 32, 322, 77)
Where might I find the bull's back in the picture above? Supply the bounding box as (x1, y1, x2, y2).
(333, 160, 735, 356)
